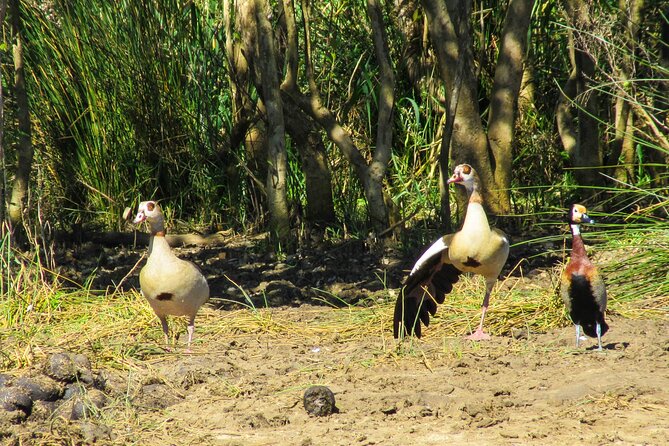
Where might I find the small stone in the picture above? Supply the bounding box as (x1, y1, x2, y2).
(380, 405, 397, 415)
(29, 400, 57, 421)
(0, 374, 11, 388)
(63, 383, 85, 400)
(16, 375, 63, 402)
(45, 353, 79, 382)
(419, 407, 434, 417)
(303, 385, 336, 417)
(0, 406, 27, 425)
(0, 387, 33, 415)
(71, 354, 95, 385)
(45, 352, 94, 384)
(79, 421, 114, 443)
(71, 389, 108, 420)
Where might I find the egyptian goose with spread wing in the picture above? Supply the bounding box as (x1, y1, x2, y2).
(133, 201, 209, 351)
(394, 164, 510, 340)
(560, 204, 608, 350)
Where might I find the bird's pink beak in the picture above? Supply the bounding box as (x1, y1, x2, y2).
(133, 211, 146, 224)
(447, 174, 462, 184)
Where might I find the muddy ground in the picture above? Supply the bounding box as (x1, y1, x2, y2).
(2, 233, 669, 445)
(124, 315, 669, 446)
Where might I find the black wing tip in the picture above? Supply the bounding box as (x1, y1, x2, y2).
(393, 289, 432, 339)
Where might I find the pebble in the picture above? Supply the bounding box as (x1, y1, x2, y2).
(45, 352, 79, 382)
(303, 385, 337, 417)
(0, 387, 33, 415)
(71, 389, 107, 420)
(16, 375, 64, 401)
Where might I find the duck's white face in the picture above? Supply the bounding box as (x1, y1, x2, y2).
(570, 204, 593, 224)
(447, 164, 475, 187)
(133, 201, 161, 224)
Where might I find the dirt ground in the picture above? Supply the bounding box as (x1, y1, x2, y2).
(4, 234, 669, 445)
(120, 314, 669, 446)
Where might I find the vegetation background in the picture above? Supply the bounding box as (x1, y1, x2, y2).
(0, 0, 665, 243)
(0, 0, 668, 341)
(0, 3, 668, 443)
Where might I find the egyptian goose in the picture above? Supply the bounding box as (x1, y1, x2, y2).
(393, 164, 509, 340)
(133, 201, 209, 351)
(560, 204, 608, 350)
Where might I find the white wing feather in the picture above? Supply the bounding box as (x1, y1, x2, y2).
(410, 237, 449, 275)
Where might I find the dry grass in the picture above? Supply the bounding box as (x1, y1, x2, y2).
(2, 224, 668, 375)
(2, 259, 666, 375)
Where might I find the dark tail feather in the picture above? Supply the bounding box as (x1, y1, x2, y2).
(431, 264, 461, 302)
(394, 292, 439, 339)
(396, 264, 461, 339)
(394, 294, 421, 338)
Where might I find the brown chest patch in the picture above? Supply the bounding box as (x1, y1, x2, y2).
(155, 292, 174, 301)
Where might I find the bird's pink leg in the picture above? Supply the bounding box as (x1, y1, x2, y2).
(467, 285, 492, 341)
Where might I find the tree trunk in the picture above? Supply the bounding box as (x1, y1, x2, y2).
(238, 0, 291, 246)
(611, 0, 643, 183)
(284, 0, 390, 232)
(365, 0, 394, 231)
(0, 0, 6, 228)
(257, 1, 290, 245)
(422, 0, 503, 217)
(560, 0, 603, 191)
(280, 0, 336, 229)
(224, 0, 255, 153)
(7, 0, 33, 235)
(487, 0, 534, 213)
(224, 0, 266, 220)
(282, 96, 336, 227)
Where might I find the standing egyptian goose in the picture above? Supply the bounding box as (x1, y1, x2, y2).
(394, 164, 509, 340)
(133, 201, 209, 351)
(560, 204, 608, 350)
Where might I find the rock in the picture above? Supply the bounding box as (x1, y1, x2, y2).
(16, 375, 64, 401)
(29, 400, 57, 421)
(45, 353, 79, 382)
(45, 352, 94, 384)
(0, 387, 33, 417)
(63, 384, 85, 400)
(0, 405, 27, 425)
(79, 421, 114, 443)
(71, 389, 107, 420)
(0, 374, 11, 388)
(303, 385, 337, 417)
(71, 354, 95, 385)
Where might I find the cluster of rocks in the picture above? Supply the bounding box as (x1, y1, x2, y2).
(0, 351, 112, 441)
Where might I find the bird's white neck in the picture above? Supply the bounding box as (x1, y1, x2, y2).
(462, 202, 490, 235)
(570, 224, 580, 236)
(148, 233, 172, 257)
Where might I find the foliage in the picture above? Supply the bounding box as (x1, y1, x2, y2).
(19, 0, 232, 230)
(0, 0, 665, 239)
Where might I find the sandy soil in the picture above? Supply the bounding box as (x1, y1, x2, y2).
(3, 235, 669, 445)
(119, 314, 669, 446)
